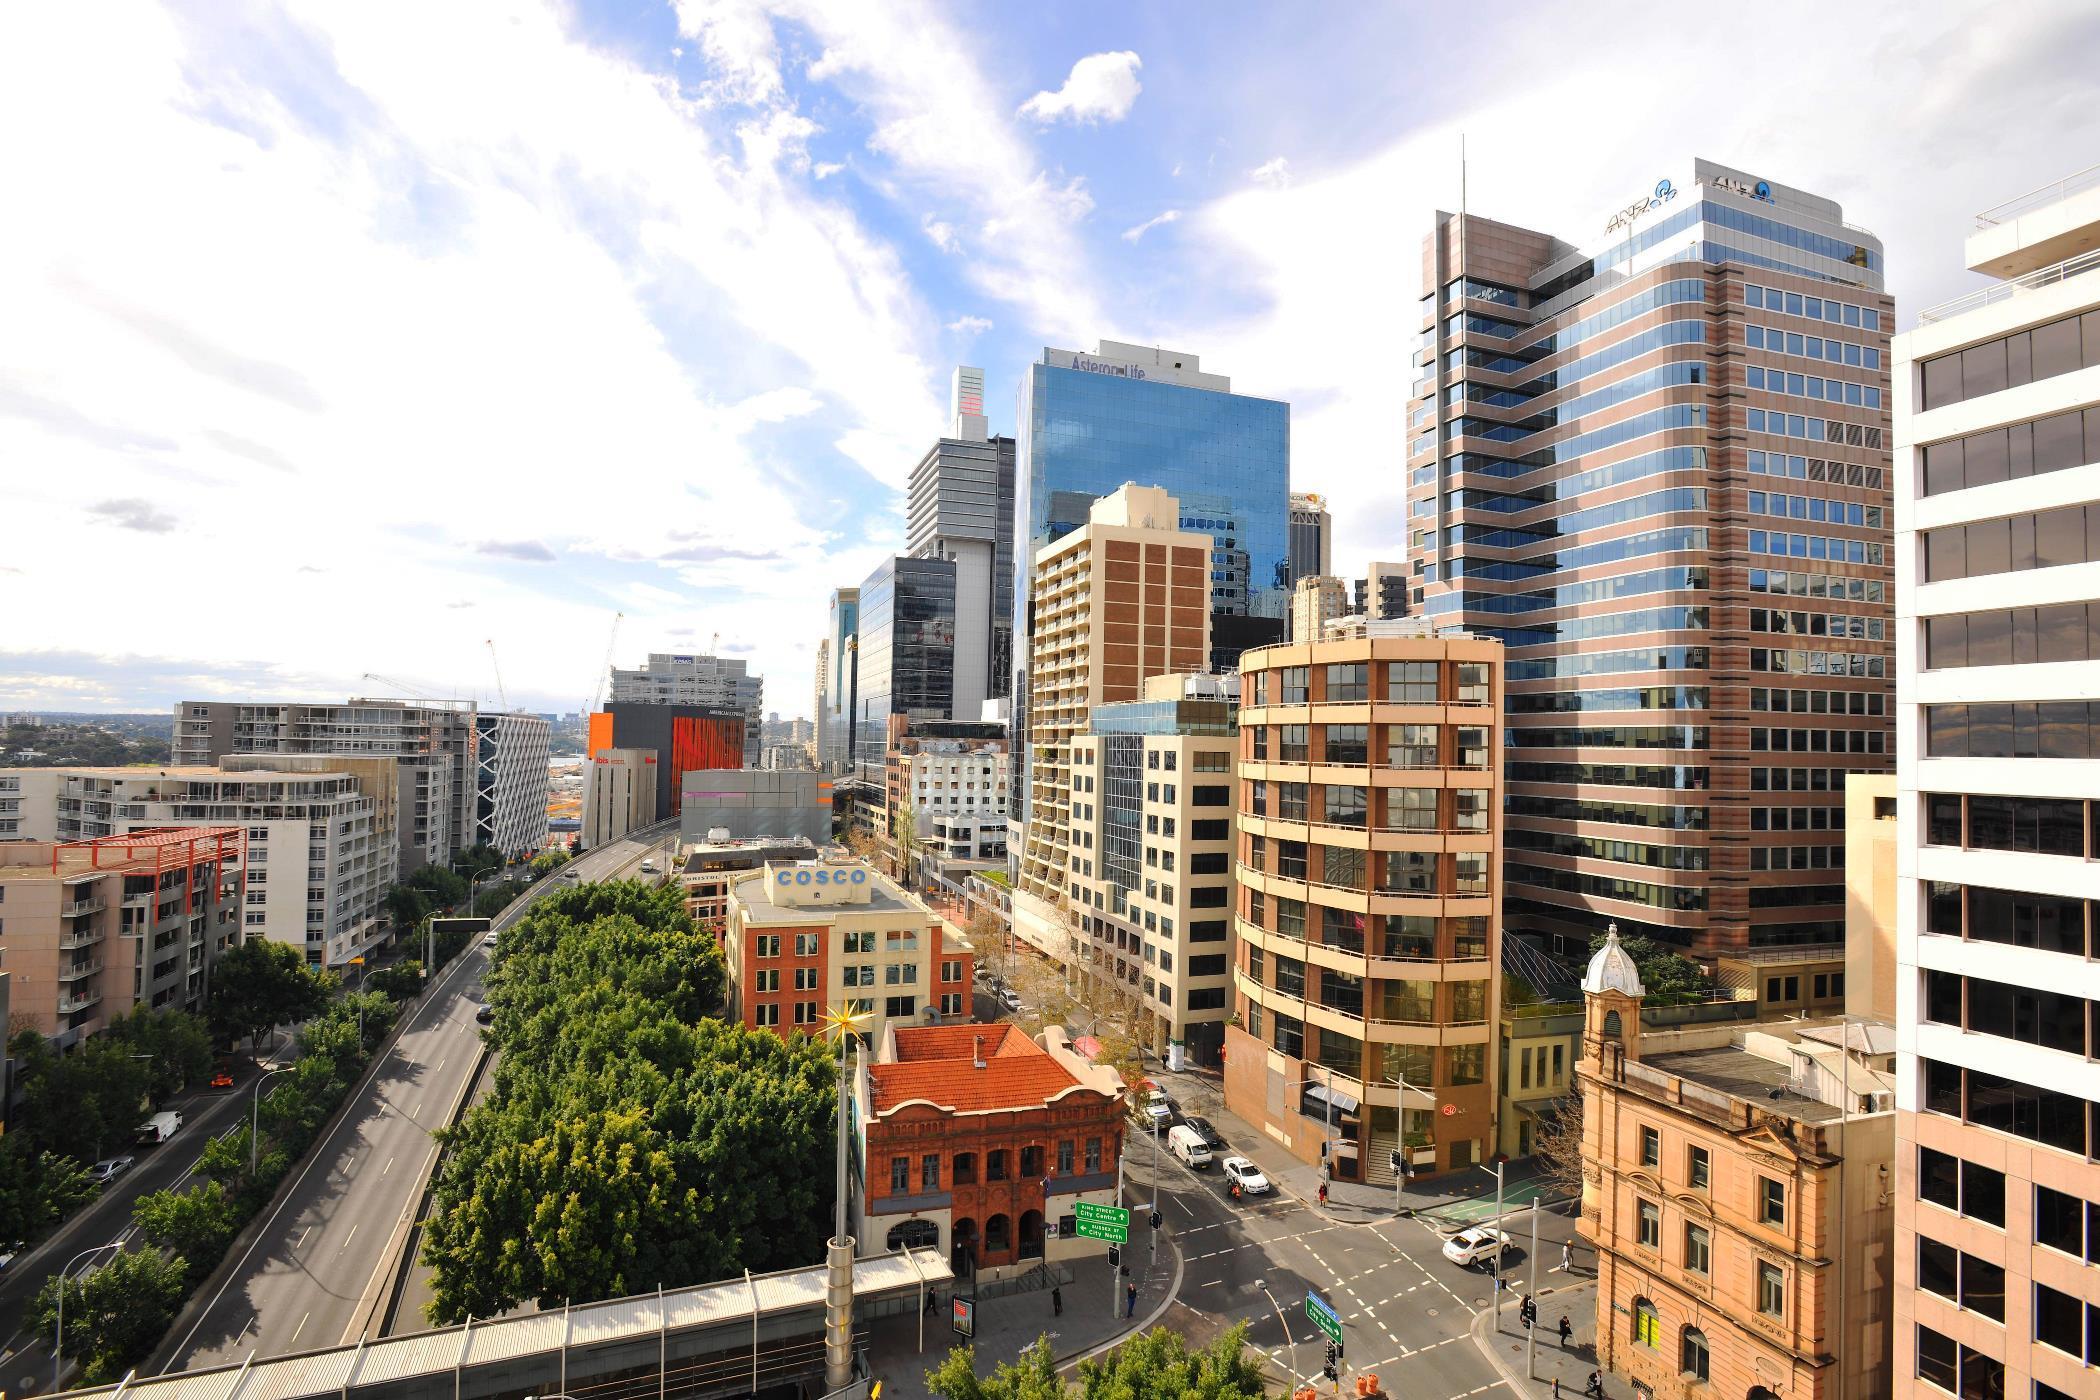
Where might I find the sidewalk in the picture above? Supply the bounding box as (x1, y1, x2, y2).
(1471, 1275, 1629, 1400)
(1149, 1063, 1558, 1225)
(865, 1239, 1179, 1400)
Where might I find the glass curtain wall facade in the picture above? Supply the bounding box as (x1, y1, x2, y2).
(853, 558, 957, 781)
(823, 587, 859, 771)
(1406, 160, 1894, 960)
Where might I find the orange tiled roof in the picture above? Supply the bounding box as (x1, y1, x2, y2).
(887, 1022, 1032, 1062)
(869, 1057, 1081, 1114)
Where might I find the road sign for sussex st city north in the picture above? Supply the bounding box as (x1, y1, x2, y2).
(1072, 1201, 1130, 1243)
(1306, 1289, 1343, 1344)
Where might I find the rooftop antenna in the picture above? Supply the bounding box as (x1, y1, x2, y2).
(1460, 131, 1468, 217)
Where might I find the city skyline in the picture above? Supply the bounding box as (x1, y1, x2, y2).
(5, 3, 2099, 717)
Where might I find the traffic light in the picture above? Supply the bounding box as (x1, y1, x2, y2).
(1148, 1210, 1163, 1231)
(1322, 1341, 1339, 1381)
(1107, 1244, 1121, 1267)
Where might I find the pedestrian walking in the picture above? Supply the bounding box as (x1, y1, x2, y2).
(1125, 1281, 1139, 1318)
(1558, 1314, 1573, 1347)
(925, 1289, 939, 1317)
(1317, 1181, 1329, 1206)
(1560, 1241, 1573, 1273)
(1052, 1284, 1063, 1316)
(1551, 1381, 1560, 1400)
(1586, 1370, 1603, 1399)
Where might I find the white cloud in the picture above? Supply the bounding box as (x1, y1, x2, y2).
(922, 216, 960, 253)
(1017, 50, 1142, 126)
(812, 161, 843, 179)
(87, 498, 178, 533)
(1122, 208, 1181, 242)
(945, 314, 993, 335)
(1248, 156, 1291, 188)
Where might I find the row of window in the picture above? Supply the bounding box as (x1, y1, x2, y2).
(1248, 723, 1491, 769)
(1923, 503, 2100, 582)
(1506, 761, 1708, 790)
(1749, 804, 1845, 832)
(1246, 781, 1490, 833)
(1245, 846, 1492, 897)
(1746, 364, 1884, 409)
(1925, 881, 2098, 957)
(1749, 568, 1888, 608)
(1750, 648, 1890, 678)
(1924, 792, 2091, 859)
(1922, 1057, 2100, 1157)
(1506, 795, 1709, 830)
(1510, 685, 1707, 714)
(882, 1138, 1111, 1196)
(1744, 319, 1883, 369)
(1921, 404, 2100, 497)
(1506, 861, 1702, 912)
(1751, 726, 1887, 755)
(1747, 527, 1888, 566)
(1745, 449, 1886, 490)
(1742, 282, 1883, 330)
(1750, 607, 1887, 640)
(1248, 661, 1492, 708)
(1506, 827, 1708, 870)
(1507, 646, 1711, 682)
(1750, 687, 1888, 716)
(1748, 491, 1887, 533)
(1744, 407, 1886, 449)
(1926, 701, 2100, 760)
(1509, 725, 1708, 750)
(1747, 844, 1845, 872)
(1924, 967, 2097, 1059)
(1923, 602, 2100, 671)
(1751, 763, 1888, 792)
(1241, 903, 1490, 962)
(1919, 307, 2100, 411)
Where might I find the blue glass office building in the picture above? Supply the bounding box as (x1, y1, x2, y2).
(1010, 342, 1289, 821)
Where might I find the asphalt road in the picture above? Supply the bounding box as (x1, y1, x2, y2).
(1111, 1105, 1589, 1400)
(153, 827, 670, 1377)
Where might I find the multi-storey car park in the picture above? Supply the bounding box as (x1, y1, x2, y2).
(1406, 159, 1896, 965)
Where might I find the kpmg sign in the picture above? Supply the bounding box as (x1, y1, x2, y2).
(1603, 178, 1679, 235)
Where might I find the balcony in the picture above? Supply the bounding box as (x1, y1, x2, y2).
(1919, 244, 2100, 325)
(58, 960, 104, 981)
(59, 926, 105, 950)
(58, 989, 104, 1014)
(62, 893, 106, 917)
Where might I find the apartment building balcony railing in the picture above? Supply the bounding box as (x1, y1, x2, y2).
(1918, 244, 2100, 326)
(58, 989, 105, 1014)
(63, 893, 106, 917)
(58, 960, 105, 981)
(1975, 162, 2100, 228)
(59, 926, 106, 950)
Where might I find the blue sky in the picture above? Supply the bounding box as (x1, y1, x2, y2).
(3, 1, 2098, 718)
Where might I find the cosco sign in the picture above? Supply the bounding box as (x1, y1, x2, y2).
(1603, 178, 1677, 235)
(777, 868, 869, 886)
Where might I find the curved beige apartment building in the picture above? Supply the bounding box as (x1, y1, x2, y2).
(1225, 629, 1504, 1183)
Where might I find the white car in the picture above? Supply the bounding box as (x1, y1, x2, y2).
(481, 930, 498, 948)
(639, 859, 658, 874)
(1144, 1091, 1174, 1126)
(89, 1156, 136, 1185)
(1221, 1157, 1270, 1195)
(998, 988, 1023, 1014)
(1441, 1226, 1513, 1269)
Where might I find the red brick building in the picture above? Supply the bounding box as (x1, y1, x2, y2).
(851, 1023, 1127, 1278)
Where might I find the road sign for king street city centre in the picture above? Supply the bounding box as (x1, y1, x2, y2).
(1072, 1201, 1130, 1243)
(1306, 1289, 1343, 1344)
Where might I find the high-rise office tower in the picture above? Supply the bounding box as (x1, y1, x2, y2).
(1288, 574, 1350, 641)
(1892, 170, 2100, 1400)
(851, 555, 958, 781)
(1288, 490, 1332, 584)
(821, 587, 860, 772)
(1011, 485, 1211, 959)
(1407, 160, 1895, 961)
(1355, 561, 1409, 621)
(608, 653, 763, 766)
(812, 637, 831, 764)
(1228, 631, 1504, 1182)
(1012, 341, 1290, 822)
(906, 366, 1017, 715)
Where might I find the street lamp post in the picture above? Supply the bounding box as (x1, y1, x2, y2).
(1479, 1160, 1507, 1329)
(54, 1241, 123, 1389)
(1380, 1072, 1436, 1214)
(252, 1065, 294, 1175)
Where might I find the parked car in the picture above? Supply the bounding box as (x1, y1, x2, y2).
(1441, 1227, 1513, 1269)
(1141, 1085, 1174, 1126)
(1221, 1157, 1270, 1195)
(136, 1110, 184, 1145)
(89, 1156, 136, 1185)
(1167, 1124, 1213, 1169)
(998, 988, 1023, 1014)
(475, 1005, 495, 1025)
(0, 1241, 24, 1273)
(1181, 1115, 1226, 1151)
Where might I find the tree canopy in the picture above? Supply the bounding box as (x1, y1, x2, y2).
(420, 878, 833, 1323)
(106, 1008, 215, 1098)
(929, 1326, 1267, 1400)
(208, 938, 335, 1048)
(1585, 929, 1713, 999)
(8, 1030, 155, 1163)
(30, 1247, 190, 1386)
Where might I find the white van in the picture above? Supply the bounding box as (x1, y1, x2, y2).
(136, 1111, 183, 1145)
(1167, 1124, 1213, 1169)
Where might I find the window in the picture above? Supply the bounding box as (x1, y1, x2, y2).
(1325, 724, 1369, 765)
(1759, 1176, 1787, 1227)
(1637, 1199, 1660, 1249)
(952, 1152, 976, 1185)
(1632, 1298, 1660, 1349)
(1085, 1137, 1102, 1173)
(1057, 1140, 1074, 1174)
(1388, 662, 1439, 704)
(1281, 667, 1308, 703)
(1020, 1144, 1044, 1177)
(1388, 724, 1439, 768)
(2036, 1185, 2100, 1262)
(1757, 1262, 1784, 1318)
(756, 934, 781, 957)
(755, 969, 780, 992)
(794, 932, 820, 956)
(1639, 1125, 1660, 1168)
(1915, 1325, 1956, 1393)
(922, 1154, 941, 1191)
(753, 1004, 780, 1026)
(2035, 1282, 2098, 1362)
(1680, 1328, 1709, 1382)
(1688, 1145, 1710, 1190)
(1326, 663, 1368, 702)
(890, 1157, 910, 1193)
(1684, 1223, 1710, 1276)
(986, 1149, 1009, 1181)
(884, 995, 916, 1017)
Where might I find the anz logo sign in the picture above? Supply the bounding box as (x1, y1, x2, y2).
(1711, 174, 1776, 204)
(1603, 178, 1678, 235)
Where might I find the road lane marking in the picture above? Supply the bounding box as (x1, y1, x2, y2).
(289, 1312, 309, 1345)
(298, 1227, 311, 1249)
(340, 1223, 358, 1252)
(382, 1156, 394, 1176)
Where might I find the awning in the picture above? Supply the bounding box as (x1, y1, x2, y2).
(1303, 1083, 1362, 1116)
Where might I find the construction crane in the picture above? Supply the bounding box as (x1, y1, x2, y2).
(485, 639, 508, 711)
(360, 672, 441, 703)
(584, 611, 624, 723)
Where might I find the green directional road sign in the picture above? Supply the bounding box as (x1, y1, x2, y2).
(1072, 1201, 1130, 1243)
(1306, 1290, 1343, 1345)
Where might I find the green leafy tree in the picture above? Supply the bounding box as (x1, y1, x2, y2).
(528, 849, 572, 878)
(209, 938, 335, 1048)
(0, 1136, 96, 1240)
(11, 1031, 155, 1163)
(385, 884, 433, 929)
(927, 1338, 1068, 1400)
(30, 1247, 190, 1385)
(1074, 1324, 1267, 1400)
(132, 1183, 241, 1282)
(1586, 930, 1713, 999)
(196, 1126, 253, 1189)
(106, 1009, 215, 1099)
(453, 843, 507, 877)
(409, 863, 468, 907)
(367, 961, 425, 1001)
